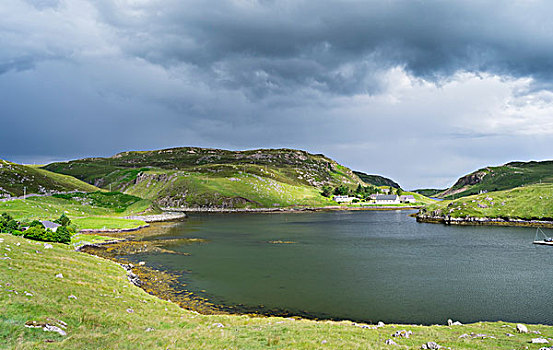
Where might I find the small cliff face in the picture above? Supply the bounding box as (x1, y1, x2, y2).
(438, 170, 488, 198)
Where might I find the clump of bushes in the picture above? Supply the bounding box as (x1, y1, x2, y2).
(0, 212, 75, 244)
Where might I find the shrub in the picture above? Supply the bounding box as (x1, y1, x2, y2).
(29, 220, 44, 228)
(11, 230, 23, 236)
(6, 219, 19, 231)
(54, 213, 71, 227)
(23, 226, 46, 241)
(23, 226, 71, 244)
(53, 226, 72, 243)
(333, 185, 349, 196)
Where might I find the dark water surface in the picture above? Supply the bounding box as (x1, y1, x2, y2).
(128, 210, 553, 325)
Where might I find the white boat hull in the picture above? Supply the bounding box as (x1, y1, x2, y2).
(533, 240, 553, 245)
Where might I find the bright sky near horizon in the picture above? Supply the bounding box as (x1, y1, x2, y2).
(3, 0, 553, 189)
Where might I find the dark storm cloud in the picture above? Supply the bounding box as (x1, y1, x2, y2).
(90, 0, 553, 96)
(3, 0, 553, 188)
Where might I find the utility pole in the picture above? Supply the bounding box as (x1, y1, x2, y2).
(23, 186, 26, 200)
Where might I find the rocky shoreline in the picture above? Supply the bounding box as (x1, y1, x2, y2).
(124, 211, 187, 222)
(78, 225, 150, 234)
(163, 205, 421, 213)
(416, 213, 553, 228)
(78, 212, 186, 234)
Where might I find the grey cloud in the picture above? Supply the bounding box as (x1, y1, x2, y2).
(3, 0, 553, 189)
(87, 0, 553, 97)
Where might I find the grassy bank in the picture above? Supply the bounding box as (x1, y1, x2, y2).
(2, 232, 553, 349)
(420, 183, 553, 221)
(0, 192, 153, 231)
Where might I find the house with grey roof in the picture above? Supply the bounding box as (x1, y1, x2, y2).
(40, 220, 61, 232)
(373, 195, 400, 204)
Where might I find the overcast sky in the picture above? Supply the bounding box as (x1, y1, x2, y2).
(3, 0, 553, 189)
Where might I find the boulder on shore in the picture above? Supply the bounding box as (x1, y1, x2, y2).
(517, 323, 529, 333)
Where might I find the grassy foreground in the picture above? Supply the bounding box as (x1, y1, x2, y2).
(2, 233, 553, 349)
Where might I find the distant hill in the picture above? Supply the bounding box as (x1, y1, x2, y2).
(413, 189, 446, 197)
(436, 160, 553, 199)
(353, 171, 400, 189)
(0, 159, 98, 198)
(44, 147, 365, 209)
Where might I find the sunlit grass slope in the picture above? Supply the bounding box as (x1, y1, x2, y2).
(420, 183, 553, 220)
(2, 232, 552, 349)
(0, 159, 98, 198)
(0, 192, 153, 230)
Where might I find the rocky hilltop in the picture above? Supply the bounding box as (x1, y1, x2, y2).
(435, 160, 553, 199)
(353, 171, 400, 189)
(44, 147, 365, 209)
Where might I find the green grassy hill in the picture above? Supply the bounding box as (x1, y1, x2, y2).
(437, 160, 553, 199)
(44, 148, 366, 209)
(353, 171, 400, 188)
(0, 159, 98, 198)
(419, 183, 553, 221)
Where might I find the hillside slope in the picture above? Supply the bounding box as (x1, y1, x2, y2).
(353, 171, 400, 189)
(418, 183, 553, 223)
(44, 147, 365, 209)
(437, 160, 553, 199)
(0, 159, 98, 198)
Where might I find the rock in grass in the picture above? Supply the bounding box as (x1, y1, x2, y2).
(421, 342, 441, 349)
(377, 321, 385, 327)
(517, 323, 529, 333)
(55, 273, 63, 279)
(392, 330, 412, 338)
(44, 243, 53, 249)
(25, 321, 67, 336)
(126, 308, 134, 313)
(532, 338, 550, 344)
(384, 339, 397, 346)
(447, 318, 463, 326)
(43, 324, 67, 336)
(68, 295, 77, 300)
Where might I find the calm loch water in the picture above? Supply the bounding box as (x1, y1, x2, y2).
(127, 210, 553, 325)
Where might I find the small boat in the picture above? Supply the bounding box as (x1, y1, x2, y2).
(533, 227, 553, 245)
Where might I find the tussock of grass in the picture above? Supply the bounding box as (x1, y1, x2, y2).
(1, 233, 552, 349)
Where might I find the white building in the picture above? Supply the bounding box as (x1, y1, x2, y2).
(399, 195, 416, 203)
(374, 195, 400, 204)
(40, 220, 61, 232)
(333, 195, 356, 203)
